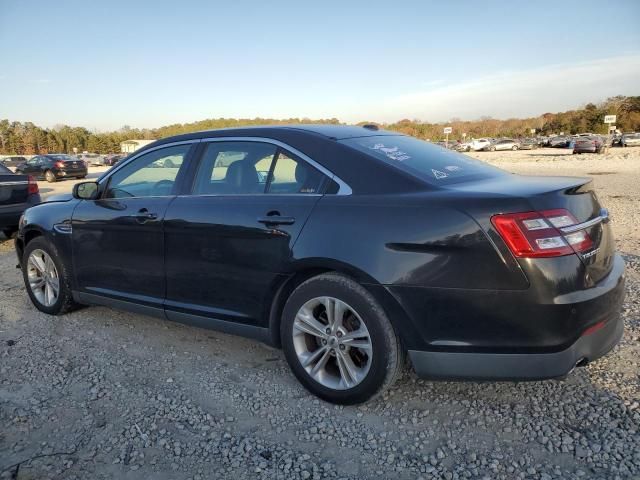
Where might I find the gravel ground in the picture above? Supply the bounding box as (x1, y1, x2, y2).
(1, 148, 639, 479)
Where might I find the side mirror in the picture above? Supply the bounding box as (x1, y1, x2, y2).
(73, 181, 99, 200)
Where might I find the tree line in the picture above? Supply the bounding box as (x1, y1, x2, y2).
(1, 96, 638, 155)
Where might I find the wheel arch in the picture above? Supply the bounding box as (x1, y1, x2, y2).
(265, 258, 415, 351)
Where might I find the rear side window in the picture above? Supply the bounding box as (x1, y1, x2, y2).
(193, 142, 277, 195)
(341, 135, 506, 185)
(267, 151, 326, 194)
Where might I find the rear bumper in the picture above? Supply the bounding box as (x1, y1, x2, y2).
(0, 196, 40, 228)
(396, 254, 625, 380)
(56, 169, 87, 177)
(408, 312, 623, 380)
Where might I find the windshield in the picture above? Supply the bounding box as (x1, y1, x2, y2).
(341, 135, 506, 185)
(49, 154, 76, 161)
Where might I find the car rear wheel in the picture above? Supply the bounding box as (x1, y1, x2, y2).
(512, 145, 518, 150)
(45, 170, 56, 183)
(281, 273, 404, 404)
(22, 237, 78, 315)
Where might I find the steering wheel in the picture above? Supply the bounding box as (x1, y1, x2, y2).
(108, 187, 135, 198)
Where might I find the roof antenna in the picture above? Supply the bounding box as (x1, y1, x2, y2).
(362, 124, 379, 131)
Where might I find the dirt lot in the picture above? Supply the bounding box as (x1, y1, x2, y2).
(1, 148, 639, 479)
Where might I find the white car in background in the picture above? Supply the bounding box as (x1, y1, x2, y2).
(77, 153, 104, 166)
(471, 138, 492, 151)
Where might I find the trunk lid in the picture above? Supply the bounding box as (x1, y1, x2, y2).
(452, 174, 615, 284)
(0, 172, 30, 206)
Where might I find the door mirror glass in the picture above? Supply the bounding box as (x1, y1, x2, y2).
(73, 181, 99, 200)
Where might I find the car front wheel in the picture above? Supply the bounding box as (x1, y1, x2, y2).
(22, 237, 78, 315)
(281, 273, 404, 404)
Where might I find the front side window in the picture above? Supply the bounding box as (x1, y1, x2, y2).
(105, 145, 190, 198)
(193, 141, 277, 195)
(266, 151, 326, 194)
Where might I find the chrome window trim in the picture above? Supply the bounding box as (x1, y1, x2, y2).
(560, 209, 609, 234)
(199, 136, 352, 196)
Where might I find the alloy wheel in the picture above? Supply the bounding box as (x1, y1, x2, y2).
(292, 296, 372, 390)
(27, 249, 59, 307)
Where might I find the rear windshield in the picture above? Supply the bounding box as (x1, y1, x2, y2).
(0, 164, 11, 174)
(341, 135, 506, 185)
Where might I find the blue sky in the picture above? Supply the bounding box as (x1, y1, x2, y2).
(1, 0, 639, 130)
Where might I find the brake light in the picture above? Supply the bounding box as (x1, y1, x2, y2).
(491, 209, 594, 258)
(55, 161, 65, 168)
(27, 175, 39, 195)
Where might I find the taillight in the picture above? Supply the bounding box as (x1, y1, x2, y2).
(27, 175, 39, 195)
(55, 161, 65, 168)
(491, 209, 593, 258)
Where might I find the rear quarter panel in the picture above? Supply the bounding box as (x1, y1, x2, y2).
(293, 194, 528, 290)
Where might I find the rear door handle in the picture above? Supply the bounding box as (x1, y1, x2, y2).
(257, 215, 295, 226)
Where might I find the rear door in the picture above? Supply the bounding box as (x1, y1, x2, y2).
(163, 139, 329, 327)
(72, 143, 196, 309)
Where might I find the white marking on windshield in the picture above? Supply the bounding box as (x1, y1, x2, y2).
(369, 143, 411, 161)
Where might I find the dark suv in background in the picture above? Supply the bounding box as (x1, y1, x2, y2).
(15, 154, 88, 182)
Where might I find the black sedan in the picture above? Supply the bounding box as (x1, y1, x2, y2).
(15, 154, 88, 182)
(15, 125, 625, 404)
(0, 163, 41, 238)
(1, 155, 28, 169)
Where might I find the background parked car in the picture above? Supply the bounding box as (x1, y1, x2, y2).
(549, 136, 571, 148)
(15, 154, 88, 182)
(103, 153, 125, 166)
(621, 132, 640, 147)
(486, 138, 520, 151)
(454, 142, 473, 152)
(77, 153, 104, 166)
(1, 155, 28, 169)
(0, 163, 40, 238)
(471, 138, 492, 151)
(573, 135, 605, 154)
(518, 138, 539, 150)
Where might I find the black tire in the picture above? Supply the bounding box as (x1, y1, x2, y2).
(22, 236, 78, 315)
(45, 170, 57, 183)
(512, 145, 518, 150)
(2, 227, 17, 239)
(280, 273, 404, 404)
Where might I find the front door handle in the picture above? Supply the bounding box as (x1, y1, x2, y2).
(257, 215, 295, 226)
(130, 209, 158, 222)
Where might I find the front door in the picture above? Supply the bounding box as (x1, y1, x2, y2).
(71, 143, 195, 308)
(163, 140, 329, 327)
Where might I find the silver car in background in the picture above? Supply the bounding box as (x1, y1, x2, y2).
(77, 153, 104, 166)
(621, 133, 640, 147)
(486, 138, 520, 151)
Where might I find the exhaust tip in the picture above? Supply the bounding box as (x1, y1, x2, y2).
(575, 357, 589, 368)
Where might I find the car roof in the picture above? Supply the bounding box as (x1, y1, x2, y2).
(151, 124, 399, 146)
